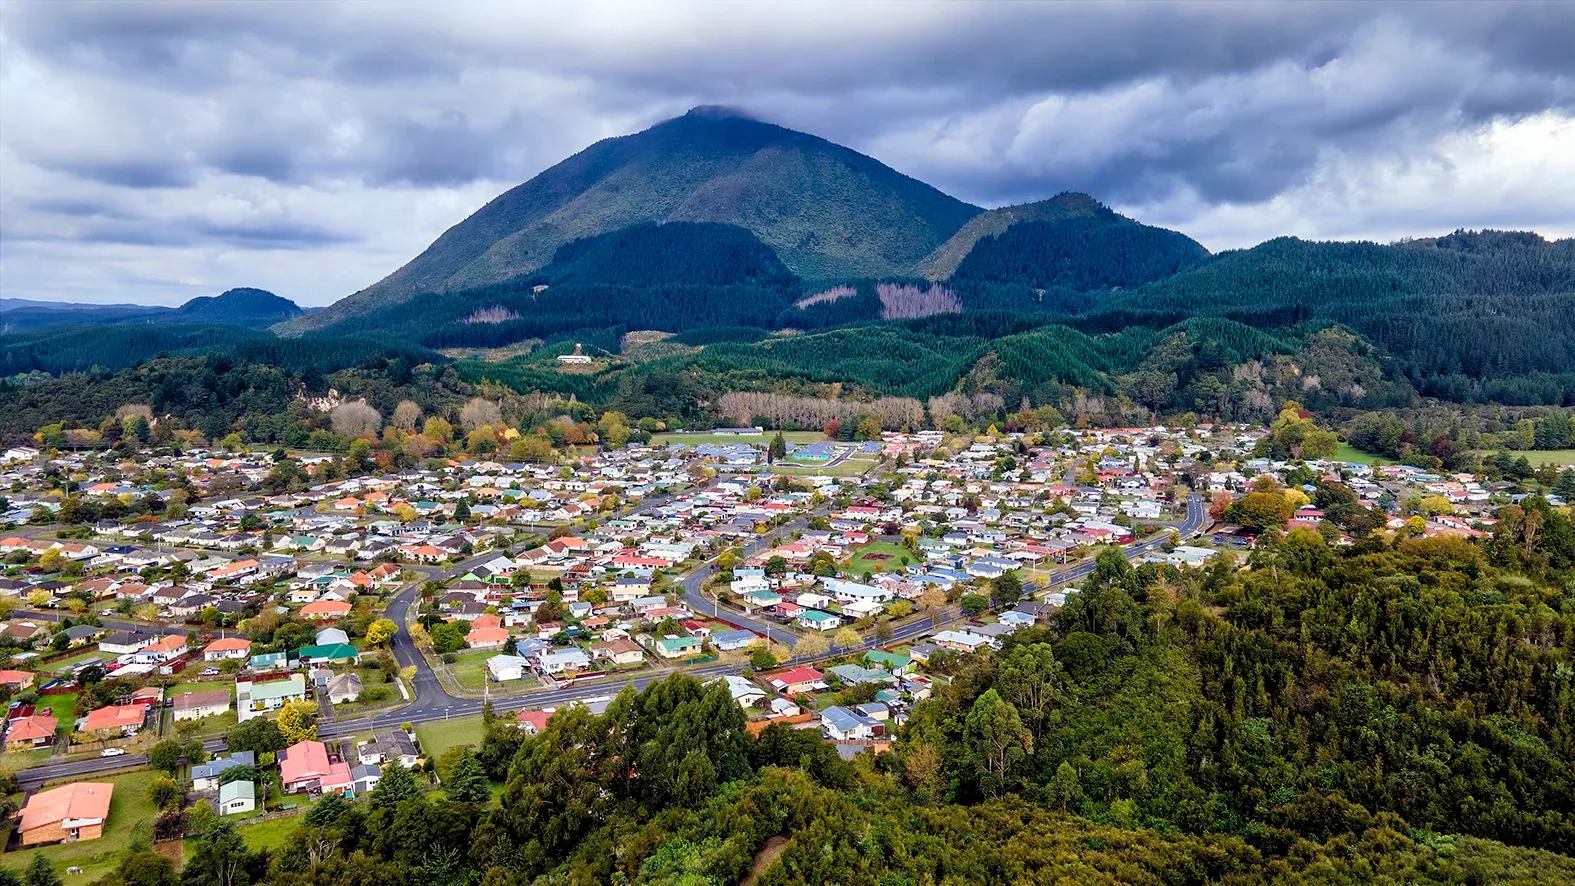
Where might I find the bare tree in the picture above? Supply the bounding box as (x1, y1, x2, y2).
(794, 285, 858, 309)
(459, 398, 503, 431)
(876, 283, 961, 320)
(390, 400, 423, 432)
(330, 401, 382, 437)
(116, 403, 154, 420)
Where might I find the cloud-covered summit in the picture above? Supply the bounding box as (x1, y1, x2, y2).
(2, 1, 1571, 305)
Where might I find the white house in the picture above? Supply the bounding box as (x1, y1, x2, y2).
(486, 655, 531, 683)
(218, 780, 256, 816)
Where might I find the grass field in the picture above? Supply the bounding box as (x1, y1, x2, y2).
(1333, 442, 1385, 465)
(416, 715, 485, 759)
(845, 541, 916, 575)
(1490, 449, 1575, 467)
(771, 455, 883, 477)
(654, 431, 825, 446)
(0, 770, 160, 882)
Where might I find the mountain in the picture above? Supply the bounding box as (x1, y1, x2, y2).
(174, 287, 302, 324)
(933, 193, 1210, 289)
(2, 288, 302, 333)
(285, 106, 982, 333)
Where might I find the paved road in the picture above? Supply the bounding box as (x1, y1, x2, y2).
(17, 494, 1208, 782)
(678, 517, 812, 644)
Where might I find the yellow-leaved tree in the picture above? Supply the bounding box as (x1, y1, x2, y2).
(277, 699, 319, 743)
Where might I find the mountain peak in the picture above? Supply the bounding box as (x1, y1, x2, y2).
(681, 104, 758, 122)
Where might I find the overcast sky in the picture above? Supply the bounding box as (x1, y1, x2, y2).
(2, 1, 1572, 306)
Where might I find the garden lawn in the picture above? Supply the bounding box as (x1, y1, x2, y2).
(36, 693, 78, 733)
(445, 649, 504, 692)
(845, 542, 916, 575)
(186, 807, 307, 855)
(416, 715, 485, 759)
(0, 770, 161, 883)
(1333, 442, 1385, 465)
(1492, 449, 1575, 467)
(42, 650, 110, 676)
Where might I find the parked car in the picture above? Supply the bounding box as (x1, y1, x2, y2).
(100, 747, 126, 757)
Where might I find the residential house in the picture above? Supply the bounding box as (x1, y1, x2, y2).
(796, 610, 841, 632)
(236, 674, 308, 722)
(81, 704, 147, 738)
(649, 635, 704, 659)
(202, 637, 253, 662)
(17, 782, 114, 846)
(326, 673, 362, 705)
(589, 637, 646, 666)
(248, 651, 292, 671)
(5, 714, 57, 748)
(820, 705, 882, 741)
(486, 655, 530, 683)
(300, 599, 352, 621)
(465, 625, 510, 650)
(172, 689, 231, 722)
(296, 644, 360, 667)
(192, 751, 256, 791)
(356, 730, 420, 768)
(711, 629, 759, 652)
(0, 669, 35, 692)
(218, 780, 256, 816)
(764, 667, 827, 696)
(515, 710, 553, 735)
(537, 647, 592, 675)
(279, 739, 352, 794)
(350, 765, 381, 795)
(719, 675, 767, 708)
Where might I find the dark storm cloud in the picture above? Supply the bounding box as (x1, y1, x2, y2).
(1, 1, 1571, 305)
(8, 2, 1572, 202)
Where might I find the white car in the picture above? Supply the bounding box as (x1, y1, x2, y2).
(100, 747, 127, 758)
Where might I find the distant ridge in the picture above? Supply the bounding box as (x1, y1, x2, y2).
(175, 287, 302, 323)
(1, 288, 303, 333)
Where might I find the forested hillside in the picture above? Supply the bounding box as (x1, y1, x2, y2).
(533, 221, 797, 289)
(949, 206, 1209, 292)
(1106, 232, 1575, 403)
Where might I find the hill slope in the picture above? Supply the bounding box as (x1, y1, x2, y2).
(288, 107, 981, 333)
(1106, 231, 1575, 396)
(934, 193, 1210, 289)
(915, 192, 1109, 279)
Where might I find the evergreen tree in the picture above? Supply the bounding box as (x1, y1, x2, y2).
(23, 854, 59, 886)
(371, 762, 422, 808)
(446, 748, 491, 804)
(303, 792, 350, 828)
